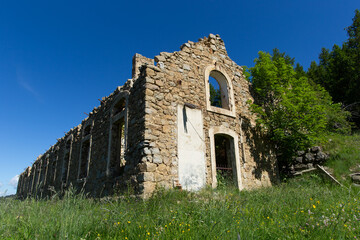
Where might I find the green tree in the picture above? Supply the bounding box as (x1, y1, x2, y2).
(249, 51, 350, 166)
(209, 83, 221, 107)
(308, 9, 360, 127)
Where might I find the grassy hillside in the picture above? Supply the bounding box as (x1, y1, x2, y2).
(323, 132, 360, 181)
(1, 133, 359, 240)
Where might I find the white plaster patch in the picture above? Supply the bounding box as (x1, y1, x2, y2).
(177, 105, 206, 191)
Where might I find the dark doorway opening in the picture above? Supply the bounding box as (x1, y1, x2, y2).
(79, 140, 90, 179)
(110, 119, 125, 177)
(214, 134, 236, 187)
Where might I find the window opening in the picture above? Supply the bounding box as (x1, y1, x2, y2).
(43, 157, 49, 186)
(79, 139, 90, 179)
(62, 138, 72, 183)
(33, 164, 39, 192)
(84, 125, 91, 136)
(78, 123, 92, 180)
(62, 152, 70, 183)
(66, 139, 71, 149)
(209, 76, 222, 108)
(52, 149, 58, 184)
(113, 98, 126, 116)
(109, 118, 125, 177)
(208, 70, 230, 110)
(51, 157, 56, 184)
(39, 159, 45, 185)
(214, 134, 236, 186)
(30, 166, 36, 193)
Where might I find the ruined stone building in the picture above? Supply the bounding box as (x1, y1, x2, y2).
(16, 34, 278, 199)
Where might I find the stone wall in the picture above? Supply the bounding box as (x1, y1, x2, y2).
(290, 146, 328, 174)
(16, 34, 279, 199)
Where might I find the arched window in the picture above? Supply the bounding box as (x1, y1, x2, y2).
(205, 65, 236, 117)
(209, 75, 222, 108)
(209, 70, 230, 110)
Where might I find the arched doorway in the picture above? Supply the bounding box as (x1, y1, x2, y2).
(209, 127, 243, 189)
(214, 134, 236, 186)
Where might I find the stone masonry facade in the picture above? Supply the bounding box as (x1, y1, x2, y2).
(16, 34, 278, 199)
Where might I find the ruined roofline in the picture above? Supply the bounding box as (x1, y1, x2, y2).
(131, 33, 245, 81)
(27, 82, 132, 168)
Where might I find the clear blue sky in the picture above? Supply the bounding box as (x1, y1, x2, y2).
(0, 0, 358, 196)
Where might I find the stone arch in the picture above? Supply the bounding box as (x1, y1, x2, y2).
(204, 64, 236, 117)
(209, 126, 243, 190)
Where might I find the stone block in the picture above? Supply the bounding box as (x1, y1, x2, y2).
(316, 151, 327, 161)
(153, 155, 162, 164)
(155, 172, 164, 182)
(155, 55, 165, 62)
(138, 172, 154, 182)
(183, 64, 191, 71)
(155, 80, 164, 87)
(304, 153, 314, 162)
(157, 164, 167, 174)
(297, 150, 305, 156)
(311, 146, 321, 153)
(139, 162, 157, 172)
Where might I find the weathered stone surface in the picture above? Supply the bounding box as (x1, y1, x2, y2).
(290, 147, 329, 174)
(316, 151, 327, 160)
(304, 153, 315, 162)
(297, 150, 305, 156)
(311, 146, 321, 153)
(139, 162, 157, 172)
(153, 155, 162, 164)
(155, 55, 165, 62)
(138, 172, 154, 182)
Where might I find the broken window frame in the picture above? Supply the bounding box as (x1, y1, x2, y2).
(61, 135, 73, 185)
(52, 145, 59, 185)
(106, 93, 128, 177)
(43, 154, 50, 187)
(78, 121, 93, 180)
(31, 161, 40, 195)
(30, 165, 36, 194)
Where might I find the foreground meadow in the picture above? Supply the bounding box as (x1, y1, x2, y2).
(1, 174, 359, 240)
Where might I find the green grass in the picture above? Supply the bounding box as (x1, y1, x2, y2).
(1, 176, 360, 240)
(1, 133, 359, 239)
(322, 132, 360, 180)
